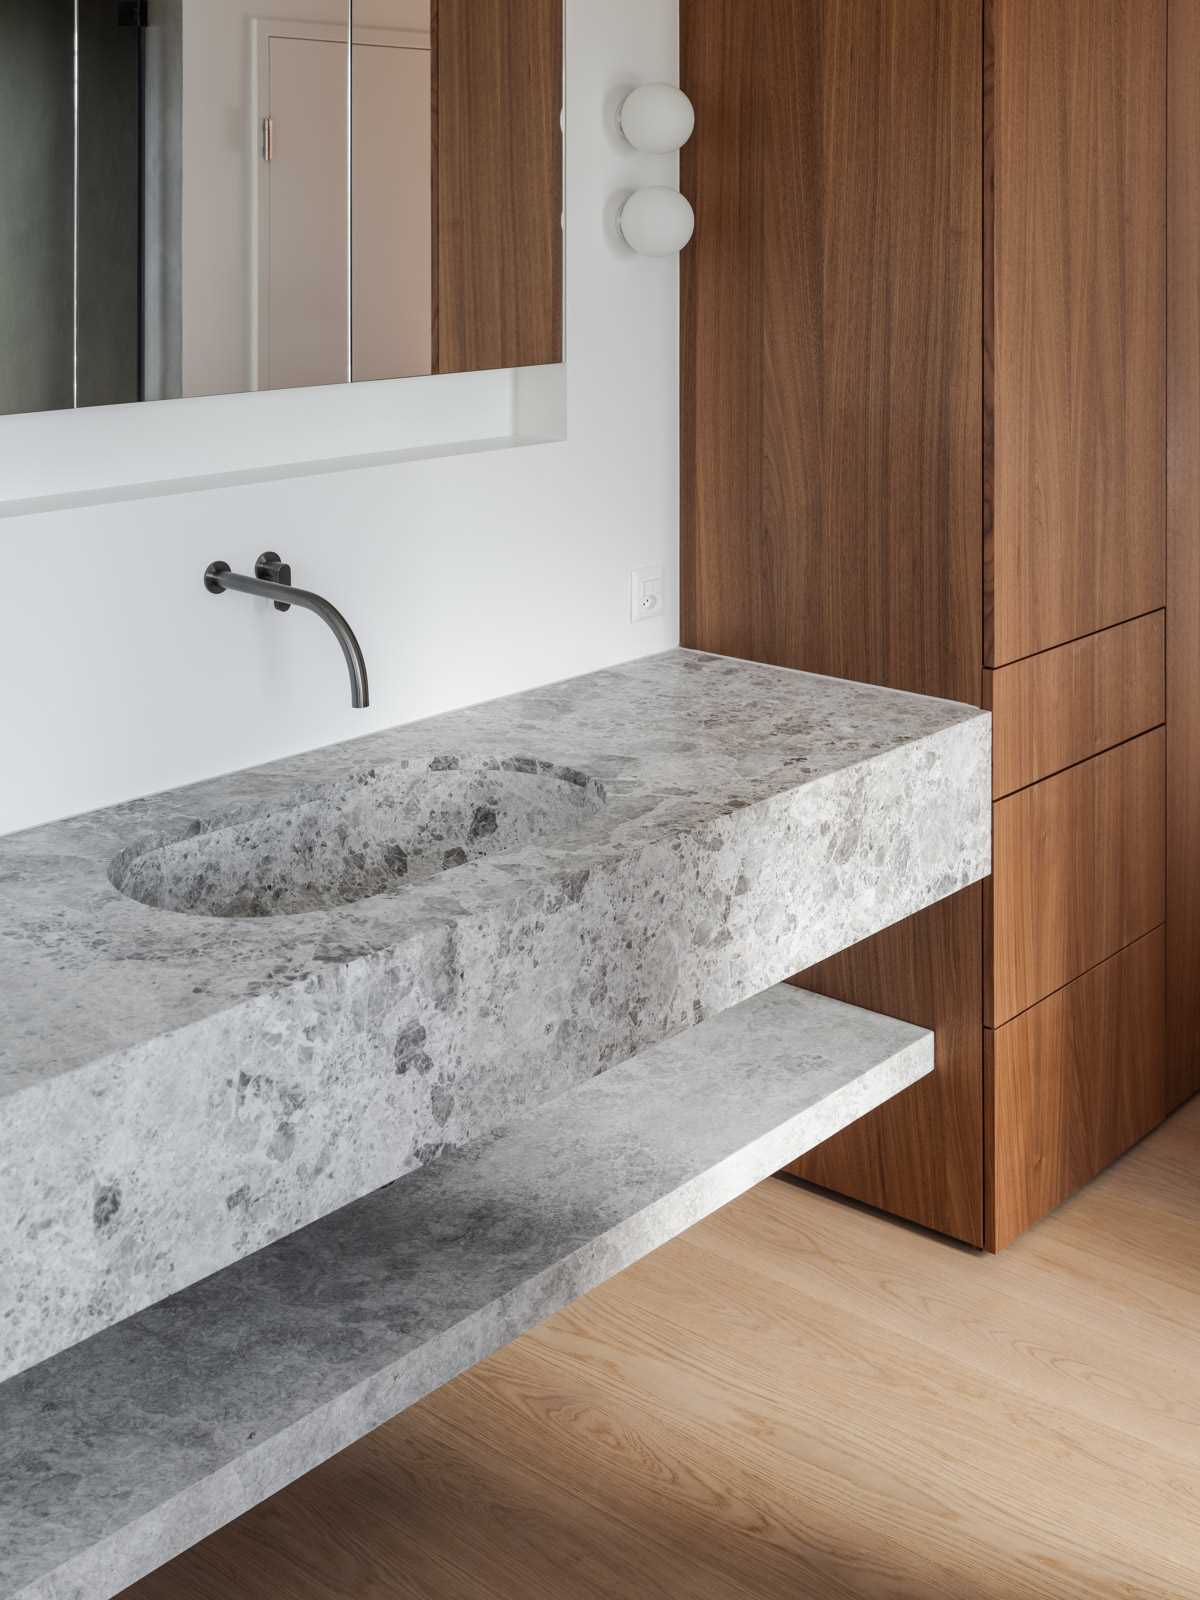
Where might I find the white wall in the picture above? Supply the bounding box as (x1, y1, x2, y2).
(0, 0, 681, 838)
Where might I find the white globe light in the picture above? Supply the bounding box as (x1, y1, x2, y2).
(618, 188, 696, 256)
(618, 83, 696, 154)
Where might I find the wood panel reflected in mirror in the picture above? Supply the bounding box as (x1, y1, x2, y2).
(0, 0, 563, 418)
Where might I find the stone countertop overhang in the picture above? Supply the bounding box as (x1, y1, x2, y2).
(0, 648, 990, 1380)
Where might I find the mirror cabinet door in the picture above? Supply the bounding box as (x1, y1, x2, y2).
(0, 0, 562, 419)
(1, 0, 77, 416)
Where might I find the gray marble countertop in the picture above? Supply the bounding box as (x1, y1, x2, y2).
(0, 648, 990, 1381)
(0, 649, 986, 1102)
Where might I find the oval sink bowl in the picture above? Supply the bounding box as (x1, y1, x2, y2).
(109, 756, 605, 918)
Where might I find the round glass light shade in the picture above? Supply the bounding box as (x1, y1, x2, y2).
(618, 83, 696, 154)
(618, 188, 696, 256)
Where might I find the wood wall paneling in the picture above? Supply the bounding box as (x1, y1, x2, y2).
(683, 0, 982, 705)
(682, 0, 984, 1247)
(988, 729, 1166, 1026)
(986, 928, 1166, 1251)
(432, 0, 562, 375)
(984, 612, 1166, 799)
(985, 0, 1166, 666)
(1167, 0, 1200, 1112)
(679, 0, 764, 661)
(786, 888, 985, 1248)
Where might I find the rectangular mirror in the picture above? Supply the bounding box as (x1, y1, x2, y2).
(0, 0, 563, 418)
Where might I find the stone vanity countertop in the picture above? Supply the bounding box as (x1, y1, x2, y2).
(2, 648, 990, 1383)
(0, 649, 989, 1103)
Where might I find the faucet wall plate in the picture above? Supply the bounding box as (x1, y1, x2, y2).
(204, 561, 231, 595)
(201, 551, 370, 709)
(255, 551, 293, 612)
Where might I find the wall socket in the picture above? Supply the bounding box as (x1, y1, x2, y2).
(630, 565, 666, 623)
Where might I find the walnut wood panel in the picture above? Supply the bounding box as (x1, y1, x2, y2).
(986, 928, 1166, 1250)
(1167, 0, 1200, 1112)
(681, 2, 983, 1245)
(984, 0, 1166, 666)
(682, 0, 982, 704)
(432, 0, 561, 375)
(984, 612, 1165, 799)
(786, 887, 984, 1247)
(988, 729, 1166, 1026)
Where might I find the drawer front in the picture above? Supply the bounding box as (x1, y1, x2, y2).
(986, 928, 1165, 1250)
(988, 728, 1165, 1025)
(985, 612, 1165, 799)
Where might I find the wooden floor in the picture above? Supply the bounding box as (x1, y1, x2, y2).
(126, 1098, 1200, 1600)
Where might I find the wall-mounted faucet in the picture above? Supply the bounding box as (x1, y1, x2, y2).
(204, 552, 370, 709)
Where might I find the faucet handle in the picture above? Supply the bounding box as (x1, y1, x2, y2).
(255, 551, 293, 613)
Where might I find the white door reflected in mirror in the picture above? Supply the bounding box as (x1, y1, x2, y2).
(257, 20, 434, 392)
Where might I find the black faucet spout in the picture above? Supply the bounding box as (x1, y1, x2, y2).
(204, 551, 370, 710)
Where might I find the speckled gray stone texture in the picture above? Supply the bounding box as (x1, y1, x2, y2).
(109, 757, 605, 918)
(0, 984, 932, 1600)
(0, 649, 989, 1381)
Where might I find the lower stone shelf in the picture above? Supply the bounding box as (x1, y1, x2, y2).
(0, 984, 931, 1600)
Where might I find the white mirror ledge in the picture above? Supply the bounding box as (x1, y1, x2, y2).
(0, 364, 565, 519)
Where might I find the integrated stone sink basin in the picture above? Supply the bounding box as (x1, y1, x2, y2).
(108, 756, 606, 919)
(0, 649, 990, 1384)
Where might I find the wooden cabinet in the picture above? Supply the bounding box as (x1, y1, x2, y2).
(786, 889, 984, 1246)
(985, 0, 1166, 666)
(682, 0, 985, 1246)
(987, 930, 1166, 1250)
(987, 731, 1166, 1026)
(683, 0, 1188, 1249)
(1168, 0, 1200, 1112)
(984, 613, 1165, 799)
(682, 0, 982, 704)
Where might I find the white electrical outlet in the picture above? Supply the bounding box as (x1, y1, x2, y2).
(630, 565, 666, 623)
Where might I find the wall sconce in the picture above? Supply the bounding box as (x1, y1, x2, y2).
(615, 83, 696, 256)
(617, 187, 696, 256)
(618, 83, 696, 154)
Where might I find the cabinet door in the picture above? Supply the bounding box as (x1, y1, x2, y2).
(987, 930, 1166, 1250)
(985, 0, 1166, 666)
(1167, 0, 1200, 1111)
(988, 730, 1166, 1026)
(984, 612, 1165, 800)
(682, 0, 984, 1244)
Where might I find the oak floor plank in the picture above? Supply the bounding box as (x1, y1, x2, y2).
(125, 1099, 1200, 1600)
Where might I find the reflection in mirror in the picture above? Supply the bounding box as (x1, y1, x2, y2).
(0, 0, 563, 419)
(407, 0, 563, 378)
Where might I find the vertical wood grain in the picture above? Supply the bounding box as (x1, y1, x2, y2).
(679, 0, 764, 655)
(682, 0, 983, 1245)
(985, 0, 1166, 665)
(986, 929, 1166, 1250)
(1167, 0, 1200, 1112)
(434, 0, 561, 375)
(685, 0, 982, 703)
(786, 888, 984, 1247)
